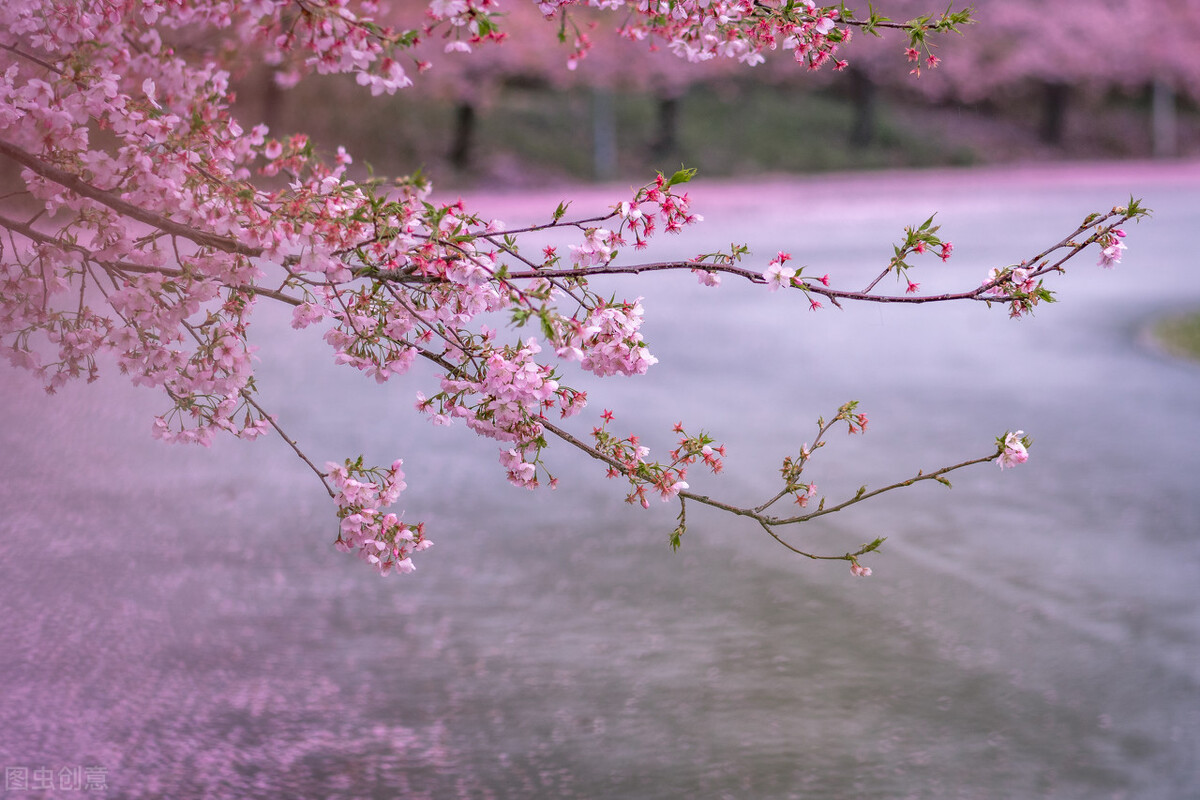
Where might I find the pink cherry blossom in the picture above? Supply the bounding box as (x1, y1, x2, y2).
(763, 263, 797, 292)
(997, 431, 1030, 469)
(1097, 229, 1127, 268)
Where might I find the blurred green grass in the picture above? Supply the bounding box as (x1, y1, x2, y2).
(1155, 312, 1200, 362)
(257, 77, 976, 187)
(465, 83, 976, 178)
(244, 71, 1194, 189)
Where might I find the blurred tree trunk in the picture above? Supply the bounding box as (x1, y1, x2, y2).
(1152, 77, 1178, 159)
(261, 74, 283, 134)
(648, 94, 680, 158)
(1039, 82, 1069, 145)
(848, 68, 877, 148)
(449, 101, 476, 169)
(592, 88, 617, 181)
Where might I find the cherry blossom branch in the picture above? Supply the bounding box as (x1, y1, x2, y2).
(0, 140, 262, 257)
(242, 391, 335, 496)
(0, 42, 61, 73)
(0, 0, 1135, 579)
(764, 452, 998, 526)
(540, 408, 1004, 570)
(752, 414, 842, 514)
(0, 211, 302, 307)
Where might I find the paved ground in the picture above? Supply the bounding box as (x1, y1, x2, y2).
(2, 161, 1199, 798)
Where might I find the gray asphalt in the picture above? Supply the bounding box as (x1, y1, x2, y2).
(2, 161, 1199, 799)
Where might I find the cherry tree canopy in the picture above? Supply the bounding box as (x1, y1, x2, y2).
(0, 1, 1145, 577)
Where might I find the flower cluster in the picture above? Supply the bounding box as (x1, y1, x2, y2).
(582, 0, 853, 69)
(1097, 229, 1127, 268)
(975, 210, 1140, 320)
(568, 228, 615, 268)
(428, 337, 564, 441)
(527, 0, 972, 76)
(329, 458, 432, 575)
(983, 265, 1050, 318)
(591, 412, 723, 509)
(426, 0, 505, 55)
(259, 1, 422, 94)
(850, 561, 873, 577)
(554, 299, 658, 377)
(617, 170, 704, 243)
(669, 424, 726, 475)
(838, 402, 869, 435)
(559, 170, 705, 271)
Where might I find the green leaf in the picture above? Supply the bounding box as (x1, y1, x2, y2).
(539, 312, 555, 341)
(669, 525, 684, 552)
(665, 166, 696, 187)
(862, 3, 892, 36)
(861, 536, 887, 553)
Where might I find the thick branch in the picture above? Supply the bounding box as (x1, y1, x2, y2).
(0, 139, 262, 257)
(0, 211, 301, 307)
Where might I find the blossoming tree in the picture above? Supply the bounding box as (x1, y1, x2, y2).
(0, 0, 1145, 577)
(372, 0, 752, 173)
(840, 0, 1200, 150)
